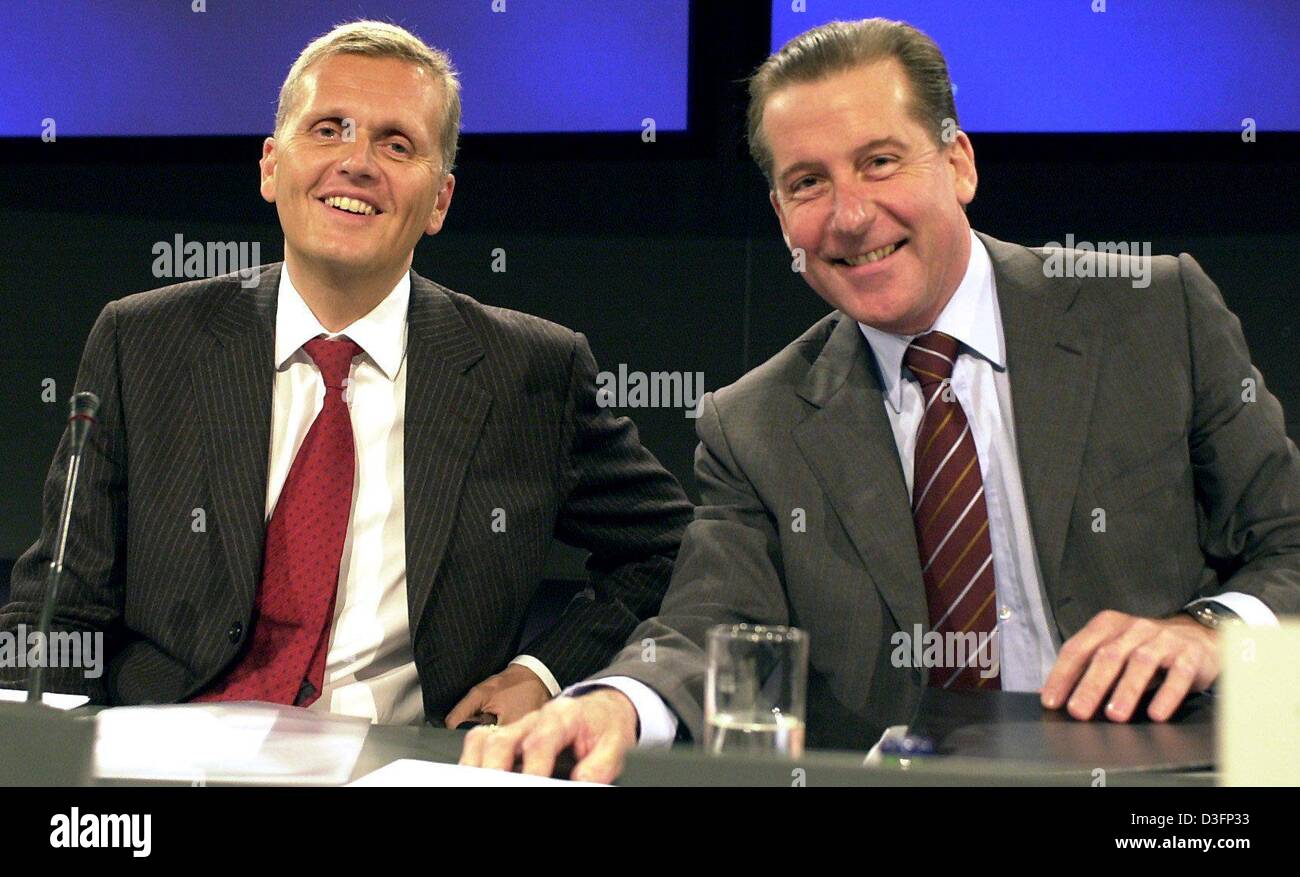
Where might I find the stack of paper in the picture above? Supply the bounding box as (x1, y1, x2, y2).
(94, 702, 370, 785)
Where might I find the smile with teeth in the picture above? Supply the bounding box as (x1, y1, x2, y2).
(322, 195, 379, 216)
(835, 239, 906, 266)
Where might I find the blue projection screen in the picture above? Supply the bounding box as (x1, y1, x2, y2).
(771, 0, 1299, 132)
(2, 0, 690, 136)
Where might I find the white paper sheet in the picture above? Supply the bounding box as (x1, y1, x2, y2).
(94, 701, 370, 785)
(0, 687, 90, 710)
(348, 758, 606, 787)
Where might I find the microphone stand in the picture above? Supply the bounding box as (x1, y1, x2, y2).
(0, 392, 101, 785)
(27, 392, 98, 702)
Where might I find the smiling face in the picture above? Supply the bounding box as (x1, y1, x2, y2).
(764, 59, 977, 335)
(259, 53, 454, 282)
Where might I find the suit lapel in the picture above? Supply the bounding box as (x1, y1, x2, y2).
(403, 272, 492, 642)
(192, 264, 279, 610)
(979, 232, 1101, 603)
(791, 234, 1104, 645)
(190, 265, 492, 634)
(793, 315, 930, 641)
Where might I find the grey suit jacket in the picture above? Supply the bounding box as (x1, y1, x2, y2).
(591, 232, 1300, 750)
(0, 263, 692, 718)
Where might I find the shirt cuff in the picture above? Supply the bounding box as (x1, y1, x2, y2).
(1186, 592, 1279, 627)
(564, 676, 679, 748)
(509, 655, 561, 697)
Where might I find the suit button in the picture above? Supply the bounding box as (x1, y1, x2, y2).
(228, 622, 243, 644)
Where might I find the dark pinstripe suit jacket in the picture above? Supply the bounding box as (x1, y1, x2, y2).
(591, 232, 1300, 750)
(0, 263, 692, 719)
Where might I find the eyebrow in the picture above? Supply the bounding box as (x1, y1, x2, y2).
(777, 136, 910, 186)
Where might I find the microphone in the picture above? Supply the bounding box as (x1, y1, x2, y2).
(68, 390, 100, 453)
(26, 391, 100, 704)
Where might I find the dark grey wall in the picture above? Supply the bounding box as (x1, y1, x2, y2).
(4, 148, 1297, 569)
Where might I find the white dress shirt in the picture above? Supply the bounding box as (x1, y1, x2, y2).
(596, 229, 1276, 746)
(269, 266, 558, 726)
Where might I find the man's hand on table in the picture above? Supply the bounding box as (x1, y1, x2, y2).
(458, 688, 639, 783)
(1040, 610, 1220, 723)
(445, 663, 553, 728)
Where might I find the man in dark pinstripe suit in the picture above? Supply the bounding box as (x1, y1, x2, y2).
(0, 22, 692, 725)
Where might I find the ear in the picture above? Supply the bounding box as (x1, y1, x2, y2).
(947, 130, 978, 207)
(424, 172, 456, 236)
(769, 189, 793, 250)
(259, 137, 278, 204)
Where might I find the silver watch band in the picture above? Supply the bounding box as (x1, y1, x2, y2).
(1185, 601, 1243, 630)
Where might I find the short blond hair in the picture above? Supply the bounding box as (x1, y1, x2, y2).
(275, 20, 462, 173)
(748, 18, 958, 187)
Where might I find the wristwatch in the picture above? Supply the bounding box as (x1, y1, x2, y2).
(1184, 601, 1243, 630)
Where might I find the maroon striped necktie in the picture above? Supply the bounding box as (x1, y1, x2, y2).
(904, 331, 1000, 689)
(194, 336, 361, 706)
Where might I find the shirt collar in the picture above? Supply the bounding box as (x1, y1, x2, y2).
(857, 229, 1004, 413)
(274, 265, 410, 381)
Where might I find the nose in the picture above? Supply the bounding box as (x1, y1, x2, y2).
(829, 184, 876, 237)
(338, 132, 379, 178)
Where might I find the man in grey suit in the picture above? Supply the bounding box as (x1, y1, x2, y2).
(462, 18, 1300, 781)
(0, 21, 691, 725)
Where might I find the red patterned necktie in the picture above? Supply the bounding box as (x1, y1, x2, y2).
(904, 331, 1000, 689)
(195, 336, 362, 706)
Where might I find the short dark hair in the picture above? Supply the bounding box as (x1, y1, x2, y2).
(748, 18, 959, 187)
